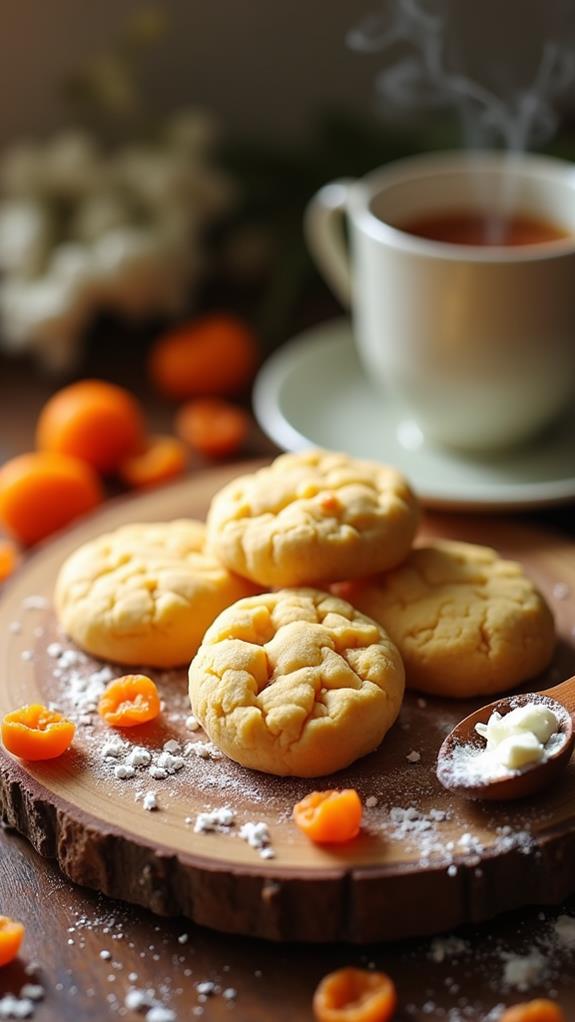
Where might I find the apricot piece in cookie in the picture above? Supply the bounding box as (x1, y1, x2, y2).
(189, 588, 405, 777)
(205, 450, 419, 587)
(347, 539, 555, 698)
(55, 520, 258, 668)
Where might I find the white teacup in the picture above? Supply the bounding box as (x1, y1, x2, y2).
(305, 151, 575, 451)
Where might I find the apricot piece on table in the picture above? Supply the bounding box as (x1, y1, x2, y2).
(0, 539, 19, 582)
(119, 435, 188, 489)
(313, 967, 397, 1022)
(98, 675, 161, 728)
(0, 917, 25, 967)
(149, 313, 259, 399)
(37, 379, 146, 474)
(294, 790, 363, 845)
(0, 452, 102, 545)
(2, 704, 75, 761)
(175, 398, 249, 459)
(499, 1000, 566, 1022)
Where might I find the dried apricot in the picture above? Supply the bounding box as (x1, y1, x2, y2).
(98, 675, 160, 728)
(313, 967, 397, 1022)
(2, 704, 75, 760)
(293, 789, 362, 844)
(149, 313, 259, 399)
(0, 452, 102, 546)
(500, 1000, 566, 1022)
(0, 917, 25, 967)
(175, 398, 249, 459)
(119, 435, 187, 489)
(37, 379, 146, 474)
(0, 539, 19, 582)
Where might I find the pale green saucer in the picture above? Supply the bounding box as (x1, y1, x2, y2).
(253, 318, 575, 511)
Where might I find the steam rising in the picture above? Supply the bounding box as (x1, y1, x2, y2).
(348, 0, 575, 151)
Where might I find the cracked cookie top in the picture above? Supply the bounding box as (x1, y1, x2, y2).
(55, 520, 258, 668)
(189, 588, 405, 777)
(205, 450, 419, 587)
(345, 539, 555, 698)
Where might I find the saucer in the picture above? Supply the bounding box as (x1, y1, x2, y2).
(253, 318, 575, 511)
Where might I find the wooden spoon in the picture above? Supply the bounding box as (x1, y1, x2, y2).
(436, 676, 575, 801)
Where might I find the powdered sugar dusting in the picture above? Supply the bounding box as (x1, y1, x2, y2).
(194, 808, 235, 834)
(4, 581, 575, 1019)
(502, 950, 547, 991)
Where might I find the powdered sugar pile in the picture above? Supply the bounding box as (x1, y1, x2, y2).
(553, 914, 575, 946)
(136, 791, 159, 812)
(383, 805, 452, 867)
(502, 950, 547, 991)
(193, 808, 235, 834)
(429, 936, 468, 963)
(0, 984, 44, 1020)
(494, 826, 535, 856)
(438, 697, 570, 791)
(440, 730, 568, 789)
(191, 808, 275, 858)
(124, 990, 176, 1021)
(239, 821, 275, 859)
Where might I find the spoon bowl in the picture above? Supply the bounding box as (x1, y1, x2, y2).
(437, 676, 575, 801)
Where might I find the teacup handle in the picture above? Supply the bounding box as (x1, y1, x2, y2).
(304, 179, 354, 307)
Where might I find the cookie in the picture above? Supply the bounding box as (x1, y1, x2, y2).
(55, 520, 257, 668)
(189, 588, 405, 777)
(205, 450, 419, 587)
(346, 539, 555, 698)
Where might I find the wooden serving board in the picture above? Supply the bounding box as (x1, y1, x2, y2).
(1, 461, 575, 944)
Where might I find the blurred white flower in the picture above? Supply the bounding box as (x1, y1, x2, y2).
(113, 146, 187, 209)
(0, 274, 89, 369)
(0, 111, 232, 370)
(112, 145, 232, 217)
(43, 131, 102, 196)
(91, 227, 187, 317)
(48, 242, 100, 303)
(72, 192, 132, 242)
(0, 200, 52, 276)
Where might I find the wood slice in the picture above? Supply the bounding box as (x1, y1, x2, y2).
(1, 461, 575, 943)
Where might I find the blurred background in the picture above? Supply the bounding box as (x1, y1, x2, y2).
(1, 0, 575, 524)
(2, 0, 575, 376)
(3, 1, 573, 146)
(0, 1, 382, 146)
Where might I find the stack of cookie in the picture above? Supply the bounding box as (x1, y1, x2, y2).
(55, 449, 555, 778)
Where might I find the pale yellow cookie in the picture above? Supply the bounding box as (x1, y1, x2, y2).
(347, 539, 555, 698)
(189, 588, 405, 777)
(55, 520, 258, 668)
(205, 450, 419, 587)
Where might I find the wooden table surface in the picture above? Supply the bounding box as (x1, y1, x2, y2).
(1, 351, 575, 1021)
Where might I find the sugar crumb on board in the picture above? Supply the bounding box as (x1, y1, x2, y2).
(193, 808, 235, 834)
(502, 950, 547, 991)
(135, 791, 159, 812)
(239, 821, 274, 859)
